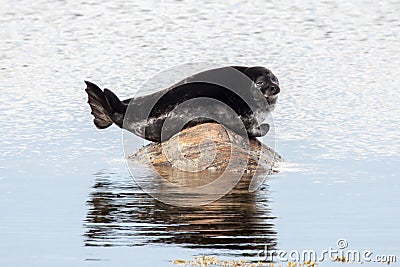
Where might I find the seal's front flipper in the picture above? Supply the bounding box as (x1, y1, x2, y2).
(248, 123, 270, 137)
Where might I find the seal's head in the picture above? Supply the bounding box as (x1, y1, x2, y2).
(243, 66, 280, 104)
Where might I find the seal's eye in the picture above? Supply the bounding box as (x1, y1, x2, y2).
(255, 81, 264, 87)
(270, 75, 279, 84)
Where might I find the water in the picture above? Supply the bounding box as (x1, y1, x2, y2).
(1, 0, 399, 266)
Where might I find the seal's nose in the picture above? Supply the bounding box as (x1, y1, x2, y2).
(270, 85, 280, 95)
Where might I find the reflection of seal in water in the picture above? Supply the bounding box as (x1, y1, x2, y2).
(84, 66, 280, 142)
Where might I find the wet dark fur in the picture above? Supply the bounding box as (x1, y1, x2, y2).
(85, 66, 280, 142)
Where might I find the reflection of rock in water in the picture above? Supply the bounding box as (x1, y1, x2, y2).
(84, 169, 277, 257)
(126, 123, 283, 206)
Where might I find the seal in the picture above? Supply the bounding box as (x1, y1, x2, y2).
(85, 66, 280, 142)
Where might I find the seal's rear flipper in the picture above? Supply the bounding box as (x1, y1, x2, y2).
(85, 81, 114, 129)
(104, 89, 127, 114)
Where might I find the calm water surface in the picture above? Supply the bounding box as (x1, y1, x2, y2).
(1, 0, 399, 266)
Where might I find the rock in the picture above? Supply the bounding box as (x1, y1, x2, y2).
(127, 123, 283, 205)
(128, 123, 282, 174)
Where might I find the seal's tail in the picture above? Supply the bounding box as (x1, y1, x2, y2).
(84, 81, 125, 129)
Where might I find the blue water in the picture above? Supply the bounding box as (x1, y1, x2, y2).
(1, 0, 399, 266)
